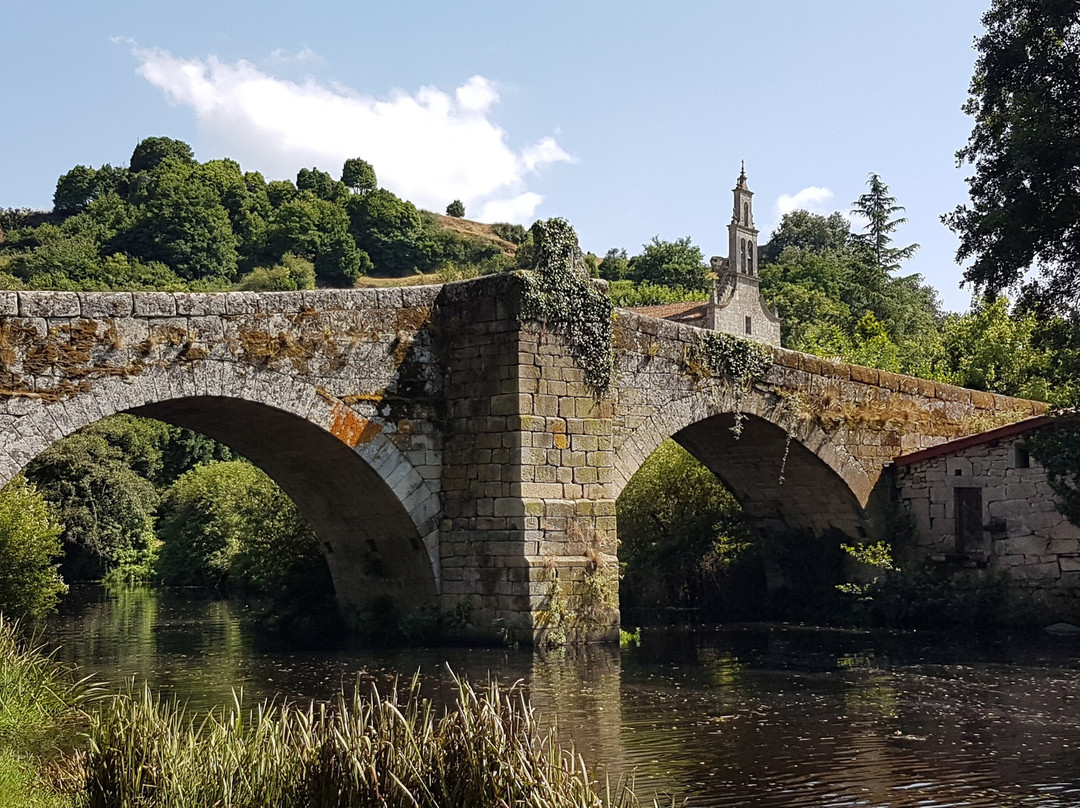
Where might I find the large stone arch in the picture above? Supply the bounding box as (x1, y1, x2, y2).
(0, 361, 441, 614)
(613, 387, 875, 539)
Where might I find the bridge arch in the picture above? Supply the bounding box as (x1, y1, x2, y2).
(612, 387, 875, 539)
(0, 362, 441, 614)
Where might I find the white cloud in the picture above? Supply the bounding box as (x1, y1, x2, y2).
(266, 47, 321, 66)
(128, 46, 574, 223)
(774, 186, 835, 218)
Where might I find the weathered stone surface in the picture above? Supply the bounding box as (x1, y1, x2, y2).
(0, 276, 1050, 642)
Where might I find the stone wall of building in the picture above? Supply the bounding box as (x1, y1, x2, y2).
(706, 269, 782, 346)
(894, 434, 1080, 619)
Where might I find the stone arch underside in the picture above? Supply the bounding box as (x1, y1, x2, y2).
(613, 392, 875, 540)
(1, 363, 440, 614)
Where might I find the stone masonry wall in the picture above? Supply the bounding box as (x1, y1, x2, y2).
(435, 277, 618, 644)
(0, 287, 448, 618)
(895, 436, 1080, 620)
(611, 309, 1047, 509)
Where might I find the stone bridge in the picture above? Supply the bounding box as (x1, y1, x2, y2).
(0, 275, 1043, 642)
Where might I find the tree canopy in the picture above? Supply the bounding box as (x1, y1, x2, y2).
(2, 137, 517, 290)
(944, 0, 1080, 311)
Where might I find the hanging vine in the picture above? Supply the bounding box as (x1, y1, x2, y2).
(518, 218, 615, 398)
(683, 330, 773, 437)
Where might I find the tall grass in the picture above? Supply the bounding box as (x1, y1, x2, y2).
(0, 615, 99, 807)
(83, 676, 652, 808)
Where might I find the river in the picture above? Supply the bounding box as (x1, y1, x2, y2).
(42, 585, 1080, 807)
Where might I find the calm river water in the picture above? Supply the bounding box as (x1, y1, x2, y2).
(42, 586, 1080, 807)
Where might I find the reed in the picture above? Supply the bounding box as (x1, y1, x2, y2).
(82, 675, 654, 808)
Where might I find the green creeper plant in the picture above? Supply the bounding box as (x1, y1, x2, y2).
(519, 218, 615, 397)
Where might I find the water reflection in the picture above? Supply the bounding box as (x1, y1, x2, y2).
(43, 587, 1080, 807)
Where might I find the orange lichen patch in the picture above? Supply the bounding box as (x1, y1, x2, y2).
(554, 433, 569, 450)
(329, 402, 383, 448)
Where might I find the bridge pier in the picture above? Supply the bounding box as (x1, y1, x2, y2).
(437, 280, 619, 645)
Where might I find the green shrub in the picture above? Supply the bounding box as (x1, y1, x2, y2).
(157, 461, 323, 594)
(0, 479, 66, 619)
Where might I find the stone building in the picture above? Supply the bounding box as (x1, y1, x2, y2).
(628, 166, 781, 345)
(892, 414, 1080, 618)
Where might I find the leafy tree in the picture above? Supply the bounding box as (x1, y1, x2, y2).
(53, 165, 98, 212)
(341, 158, 377, 194)
(759, 210, 851, 263)
(266, 179, 298, 208)
(759, 210, 942, 375)
(940, 296, 1051, 399)
(237, 253, 317, 291)
(348, 188, 428, 276)
(296, 167, 347, 204)
(25, 431, 159, 580)
(618, 440, 760, 616)
(851, 173, 919, 272)
(124, 158, 239, 281)
(490, 222, 528, 244)
(446, 199, 465, 217)
(129, 136, 195, 173)
(0, 476, 66, 618)
(157, 460, 322, 593)
(944, 0, 1080, 310)
(598, 248, 630, 281)
(629, 236, 708, 291)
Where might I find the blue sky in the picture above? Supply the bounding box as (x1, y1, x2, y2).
(2, 1, 989, 311)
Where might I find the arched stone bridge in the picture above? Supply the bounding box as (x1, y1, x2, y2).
(0, 276, 1043, 642)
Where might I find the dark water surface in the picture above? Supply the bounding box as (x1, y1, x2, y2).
(43, 586, 1080, 807)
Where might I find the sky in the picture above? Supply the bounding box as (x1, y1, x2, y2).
(1, 1, 991, 312)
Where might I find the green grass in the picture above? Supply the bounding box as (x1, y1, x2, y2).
(0, 749, 72, 808)
(0, 616, 93, 807)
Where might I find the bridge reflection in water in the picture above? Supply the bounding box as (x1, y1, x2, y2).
(46, 586, 1080, 807)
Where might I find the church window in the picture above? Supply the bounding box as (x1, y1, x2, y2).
(743, 201, 749, 223)
(740, 239, 746, 271)
(748, 245, 754, 275)
(745, 316, 752, 334)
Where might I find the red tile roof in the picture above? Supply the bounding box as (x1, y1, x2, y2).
(891, 413, 1074, 467)
(626, 301, 708, 320)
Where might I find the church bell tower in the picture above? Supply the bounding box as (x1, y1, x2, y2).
(728, 161, 759, 276)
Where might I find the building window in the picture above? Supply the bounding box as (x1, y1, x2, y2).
(1015, 444, 1031, 468)
(954, 487, 983, 554)
(743, 201, 749, 223)
(740, 239, 746, 271)
(745, 316, 752, 334)
(748, 245, 754, 275)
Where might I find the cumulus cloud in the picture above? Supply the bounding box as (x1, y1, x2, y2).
(128, 46, 575, 222)
(774, 186, 835, 219)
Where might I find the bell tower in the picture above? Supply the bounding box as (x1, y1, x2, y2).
(707, 162, 781, 346)
(727, 161, 759, 276)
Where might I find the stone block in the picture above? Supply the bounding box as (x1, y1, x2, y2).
(1002, 535, 1049, 555)
(78, 292, 133, 318)
(20, 291, 79, 318)
(0, 293, 16, 316)
(133, 292, 177, 317)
